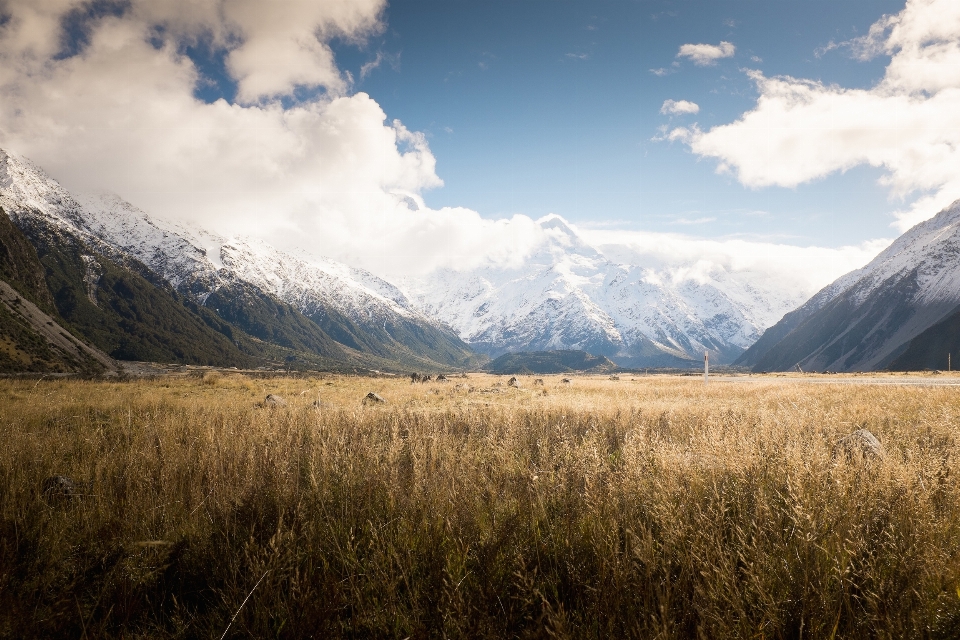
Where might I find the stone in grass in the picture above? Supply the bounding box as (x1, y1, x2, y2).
(833, 429, 884, 461)
(507, 376, 520, 388)
(42, 475, 76, 504)
(264, 394, 287, 407)
(364, 392, 385, 404)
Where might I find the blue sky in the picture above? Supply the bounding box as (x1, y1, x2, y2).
(4, 0, 957, 282)
(321, 0, 906, 246)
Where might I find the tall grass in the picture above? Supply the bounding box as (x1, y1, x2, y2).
(0, 374, 958, 638)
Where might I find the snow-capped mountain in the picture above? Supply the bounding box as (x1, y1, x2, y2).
(0, 148, 812, 368)
(0, 149, 476, 369)
(402, 215, 808, 366)
(741, 200, 960, 372)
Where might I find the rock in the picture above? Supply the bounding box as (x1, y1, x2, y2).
(264, 394, 287, 407)
(534, 378, 544, 386)
(833, 429, 884, 461)
(364, 392, 385, 404)
(609, 375, 620, 381)
(561, 378, 572, 384)
(507, 376, 520, 387)
(436, 374, 448, 382)
(42, 475, 75, 503)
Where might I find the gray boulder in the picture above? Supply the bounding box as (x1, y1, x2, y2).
(833, 429, 884, 461)
(264, 394, 287, 407)
(364, 392, 385, 404)
(42, 475, 76, 503)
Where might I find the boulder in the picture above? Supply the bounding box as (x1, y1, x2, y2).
(264, 394, 287, 407)
(561, 378, 572, 384)
(364, 392, 385, 404)
(534, 378, 544, 386)
(436, 374, 448, 382)
(42, 475, 76, 503)
(833, 429, 884, 461)
(609, 375, 620, 381)
(507, 376, 520, 388)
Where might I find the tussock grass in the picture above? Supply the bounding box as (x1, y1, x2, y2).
(1, 374, 959, 638)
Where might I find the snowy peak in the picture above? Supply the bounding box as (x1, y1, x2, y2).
(404, 219, 808, 366)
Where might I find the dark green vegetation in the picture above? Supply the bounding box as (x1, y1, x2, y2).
(0, 208, 482, 374)
(485, 349, 617, 374)
(19, 217, 260, 368)
(0, 207, 54, 310)
(1, 376, 958, 638)
(0, 209, 106, 373)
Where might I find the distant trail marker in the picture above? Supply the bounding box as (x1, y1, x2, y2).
(704, 351, 709, 384)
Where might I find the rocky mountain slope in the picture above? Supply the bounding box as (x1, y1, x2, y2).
(402, 216, 807, 367)
(0, 149, 480, 371)
(0, 148, 814, 370)
(739, 200, 960, 372)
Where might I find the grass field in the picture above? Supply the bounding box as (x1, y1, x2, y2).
(1, 372, 959, 638)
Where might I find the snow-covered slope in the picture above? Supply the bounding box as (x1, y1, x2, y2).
(745, 200, 960, 372)
(0, 149, 475, 367)
(403, 215, 809, 366)
(1, 148, 814, 368)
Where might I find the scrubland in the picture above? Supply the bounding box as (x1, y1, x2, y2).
(0, 372, 959, 638)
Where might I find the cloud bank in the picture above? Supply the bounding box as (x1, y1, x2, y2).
(670, 0, 960, 231)
(582, 229, 890, 299)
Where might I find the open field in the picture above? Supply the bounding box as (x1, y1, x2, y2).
(1, 373, 959, 638)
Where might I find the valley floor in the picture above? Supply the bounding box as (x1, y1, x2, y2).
(1, 374, 958, 637)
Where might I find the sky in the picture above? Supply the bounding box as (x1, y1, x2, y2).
(0, 0, 957, 292)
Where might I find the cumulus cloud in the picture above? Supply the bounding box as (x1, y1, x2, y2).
(677, 41, 735, 66)
(0, 0, 547, 276)
(660, 99, 700, 115)
(671, 0, 960, 231)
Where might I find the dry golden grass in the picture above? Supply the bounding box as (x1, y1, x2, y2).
(1, 373, 959, 638)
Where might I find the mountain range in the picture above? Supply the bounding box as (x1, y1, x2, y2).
(10, 146, 960, 375)
(738, 200, 960, 372)
(0, 148, 813, 373)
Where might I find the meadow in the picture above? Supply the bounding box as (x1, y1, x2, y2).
(0, 372, 958, 638)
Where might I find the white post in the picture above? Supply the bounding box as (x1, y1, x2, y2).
(704, 351, 709, 384)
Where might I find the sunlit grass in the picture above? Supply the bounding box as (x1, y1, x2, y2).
(1, 373, 958, 637)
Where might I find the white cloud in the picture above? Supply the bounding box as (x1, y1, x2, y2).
(0, 0, 546, 276)
(677, 41, 735, 66)
(660, 99, 700, 115)
(671, 0, 960, 231)
(581, 229, 890, 297)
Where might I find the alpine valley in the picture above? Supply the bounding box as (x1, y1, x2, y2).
(5, 147, 936, 375)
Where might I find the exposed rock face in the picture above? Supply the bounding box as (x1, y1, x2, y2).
(833, 429, 884, 461)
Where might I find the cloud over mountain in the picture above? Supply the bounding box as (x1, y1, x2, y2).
(0, 0, 544, 276)
(670, 0, 960, 232)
